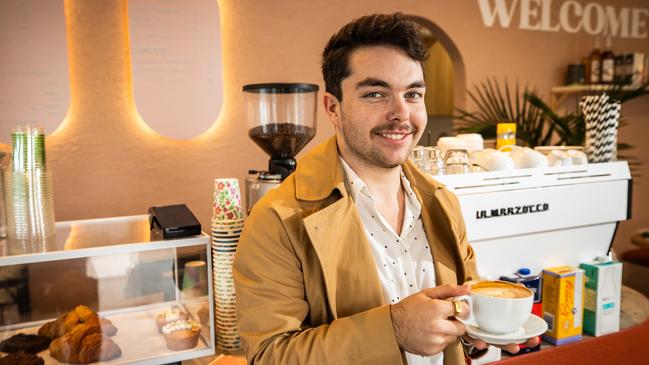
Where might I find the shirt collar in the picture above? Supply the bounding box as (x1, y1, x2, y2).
(339, 156, 368, 202)
(339, 156, 422, 218)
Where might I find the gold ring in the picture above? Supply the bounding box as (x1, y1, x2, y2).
(451, 300, 463, 317)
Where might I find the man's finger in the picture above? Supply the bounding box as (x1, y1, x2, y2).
(428, 299, 461, 318)
(421, 284, 470, 300)
(472, 339, 488, 350)
(452, 300, 470, 319)
(525, 336, 540, 347)
(502, 343, 520, 354)
(433, 318, 467, 337)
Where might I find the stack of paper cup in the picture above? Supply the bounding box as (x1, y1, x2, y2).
(212, 178, 244, 350)
(579, 94, 620, 163)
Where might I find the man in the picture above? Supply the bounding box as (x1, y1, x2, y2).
(234, 13, 537, 364)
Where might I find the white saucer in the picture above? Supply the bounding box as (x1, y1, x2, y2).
(464, 314, 548, 345)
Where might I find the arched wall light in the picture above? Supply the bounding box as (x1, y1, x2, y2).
(0, 1, 70, 144)
(128, 0, 223, 140)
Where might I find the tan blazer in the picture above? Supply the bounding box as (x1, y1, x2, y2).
(233, 137, 478, 365)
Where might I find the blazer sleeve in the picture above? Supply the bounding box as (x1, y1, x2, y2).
(233, 202, 403, 365)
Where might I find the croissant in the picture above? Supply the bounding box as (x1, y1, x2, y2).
(78, 333, 122, 364)
(38, 306, 117, 340)
(49, 324, 121, 364)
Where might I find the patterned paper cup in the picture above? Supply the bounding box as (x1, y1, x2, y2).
(211, 218, 244, 229)
(213, 178, 244, 221)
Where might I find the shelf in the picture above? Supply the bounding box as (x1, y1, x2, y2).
(551, 84, 646, 95)
(0, 300, 214, 365)
(0, 215, 209, 266)
(550, 84, 648, 109)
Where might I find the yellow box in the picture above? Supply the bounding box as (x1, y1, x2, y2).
(541, 266, 585, 345)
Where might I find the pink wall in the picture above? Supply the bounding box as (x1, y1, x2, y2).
(2, 0, 648, 258)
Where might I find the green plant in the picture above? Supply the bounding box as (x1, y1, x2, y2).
(454, 78, 550, 147)
(455, 78, 649, 150)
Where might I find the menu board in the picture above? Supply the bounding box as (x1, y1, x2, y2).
(128, 0, 224, 140)
(0, 0, 70, 144)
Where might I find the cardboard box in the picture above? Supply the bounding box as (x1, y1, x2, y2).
(541, 266, 584, 345)
(579, 258, 622, 336)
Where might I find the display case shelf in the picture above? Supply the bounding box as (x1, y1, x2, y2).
(0, 215, 215, 364)
(0, 215, 209, 267)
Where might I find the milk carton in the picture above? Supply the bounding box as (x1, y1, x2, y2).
(579, 257, 622, 336)
(541, 266, 585, 345)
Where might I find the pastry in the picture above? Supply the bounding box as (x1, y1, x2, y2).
(36, 305, 121, 364)
(49, 325, 121, 364)
(0, 351, 44, 365)
(99, 317, 118, 336)
(156, 307, 189, 333)
(162, 320, 201, 351)
(38, 305, 117, 340)
(0, 333, 51, 354)
(77, 333, 122, 364)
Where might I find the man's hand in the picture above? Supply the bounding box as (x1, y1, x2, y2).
(463, 334, 540, 355)
(390, 284, 470, 356)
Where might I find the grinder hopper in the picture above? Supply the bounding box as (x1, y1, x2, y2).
(244, 83, 318, 213)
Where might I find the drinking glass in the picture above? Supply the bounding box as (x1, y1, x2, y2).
(444, 149, 470, 175)
(424, 146, 444, 176)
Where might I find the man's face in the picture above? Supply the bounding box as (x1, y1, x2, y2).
(327, 45, 427, 169)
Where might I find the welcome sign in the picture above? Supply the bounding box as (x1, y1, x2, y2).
(478, 0, 649, 39)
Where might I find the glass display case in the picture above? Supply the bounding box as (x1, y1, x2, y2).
(0, 215, 215, 364)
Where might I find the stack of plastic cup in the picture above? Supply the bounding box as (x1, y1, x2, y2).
(211, 178, 244, 350)
(3, 125, 56, 254)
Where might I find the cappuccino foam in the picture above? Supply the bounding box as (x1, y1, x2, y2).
(471, 281, 531, 299)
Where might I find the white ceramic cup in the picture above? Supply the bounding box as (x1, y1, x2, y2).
(457, 133, 484, 154)
(469, 149, 515, 172)
(567, 149, 588, 165)
(455, 280, 533, 334)
(509, 147, 549, 169)
(437, 137, 466, 161)
(546, 150, 573, 167)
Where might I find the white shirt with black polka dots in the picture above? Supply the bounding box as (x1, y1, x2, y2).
(340, 157, 442, 365)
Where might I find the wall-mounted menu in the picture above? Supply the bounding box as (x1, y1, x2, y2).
(128, 0, 224, 140)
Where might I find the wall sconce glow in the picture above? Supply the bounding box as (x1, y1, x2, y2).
(0, 1, 70, 144)
(128, 0, 223, 140)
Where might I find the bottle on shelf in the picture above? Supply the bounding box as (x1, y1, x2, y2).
(589, 37, 602, 84)
(600, 36, 615, 84)
(614, 55, 626, 84)
(582, 56, 591, 85)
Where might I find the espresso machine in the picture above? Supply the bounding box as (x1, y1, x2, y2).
(433, 161, 631, 279)
(243, 83, 318, 214)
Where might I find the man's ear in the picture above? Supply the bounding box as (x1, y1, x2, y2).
(323, 92, 342, 129)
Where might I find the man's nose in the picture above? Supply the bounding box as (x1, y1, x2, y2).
(388, 97, 410, 122)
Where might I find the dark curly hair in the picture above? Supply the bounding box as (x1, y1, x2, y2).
(322, 13, 427, 101)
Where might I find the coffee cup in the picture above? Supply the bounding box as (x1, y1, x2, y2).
(455, 280, 533, 334)
(509, 147, 548, 169)
(567, 149, 588, 165)
(469, 149, 515, 172)
(546, 150, 573, 167)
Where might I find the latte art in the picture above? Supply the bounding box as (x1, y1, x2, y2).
(471, 281, 531, 299)
(473, 287, 519, 298)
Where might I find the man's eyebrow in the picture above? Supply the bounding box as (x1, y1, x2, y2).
(356, 78, 390, 89)
(355, 78, 426, 89)
(408, 81, 426, 89)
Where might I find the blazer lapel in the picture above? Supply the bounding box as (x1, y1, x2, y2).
(303, 195, 385, 319)
(419, 191, 463, 286)
(402, 162, 464, 286)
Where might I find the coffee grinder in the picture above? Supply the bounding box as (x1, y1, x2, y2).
(244, 83, 318, 214)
